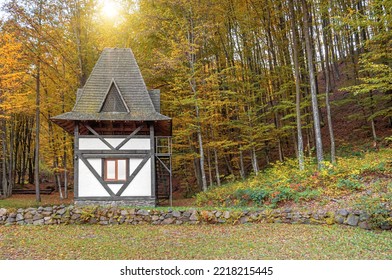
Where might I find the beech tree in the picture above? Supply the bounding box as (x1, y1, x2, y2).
(1, 0, 391, 195)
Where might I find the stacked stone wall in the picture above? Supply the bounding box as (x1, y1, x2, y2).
(0, 206, 391, 230)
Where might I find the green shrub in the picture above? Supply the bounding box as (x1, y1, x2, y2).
(195, 147, 392, 208)
(336, 177, 363, 190)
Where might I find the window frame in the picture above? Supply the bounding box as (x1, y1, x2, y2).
(103, 158, 128, 182)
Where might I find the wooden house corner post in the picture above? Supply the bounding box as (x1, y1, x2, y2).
(74, 121, 79, 198)
(150, 122, 156, 204)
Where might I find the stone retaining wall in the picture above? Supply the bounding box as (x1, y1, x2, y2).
(0, 206, 391, 230)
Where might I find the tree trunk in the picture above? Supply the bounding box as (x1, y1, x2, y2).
(34, 0, 43, 202)
(1, 119, 9, 197)
(322, 12, 336, 164)
(188, 11, 207, 192)
(289, 0, 305, 170)
(239, 148, 245, 179)
(207, 148, 213, 187)
(214, 148, 221, 187)
(302, 0, 324, 169)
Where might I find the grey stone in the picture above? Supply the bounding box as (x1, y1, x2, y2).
(215, 211, 222, 218)
(151, 215, 159, 221)
(347, 214, 359, 226)
(312, 213, 320, 220)
(172, 211, 181, 218)
(9, 213, 17, 218)
(335, 216, 345, 224)
(359, 212, 370, 221)
(73, 208, 83, 214)
(24, 212, 33, 219)
(6, 217, 16, 224)
(250, 213, 259, 220)
(109, 218, 118, 225)
(240, 216, 249, 224)
(380, 224, 392, 230)
(137, 209, 150, 216)
(16, 214, 24, 221)
(189, 212, 198, 221)
(0, 208, 7, 216)
(162, 218, 174, 225)
(88, 218, 97, 224)
(223, 211, 230, 219)
(317, 210, 327, 218)
(359, 221, 371, 230)
(120, 210, 128, 216)
(337, 209, 349, 217)
(42, 211, 52, 217)
(71, 214, 81, 220)
(183, 211, 191, 218)
(44, 207, 53, 212)
(33, 219, 44, 225)
(57, 208, 66, 215)
(164, 213, 173, 219)
(33, 214, 43, 221)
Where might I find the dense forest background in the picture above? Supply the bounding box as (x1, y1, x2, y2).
(0, 0, 391, 200)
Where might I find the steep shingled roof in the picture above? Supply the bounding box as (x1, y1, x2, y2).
(52, 48, 171, 135)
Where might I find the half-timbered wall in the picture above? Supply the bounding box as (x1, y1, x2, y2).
(79, 137, 150, 151)
(75, 131, 154, 200)
(78, 157, 152, 197)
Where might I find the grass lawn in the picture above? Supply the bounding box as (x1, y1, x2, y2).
(0, 223, 391, 260)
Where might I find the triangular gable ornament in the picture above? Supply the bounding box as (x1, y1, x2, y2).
(99, 79, 130, 113)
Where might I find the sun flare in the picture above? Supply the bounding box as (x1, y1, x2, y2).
(101, 0, 120, 19)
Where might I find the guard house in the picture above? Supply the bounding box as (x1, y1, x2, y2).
(52, 48, 172, 206)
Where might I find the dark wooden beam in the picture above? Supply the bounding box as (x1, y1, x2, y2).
(79, 155, 116, 197)
(150, 123, 156, 198)
(115, 154, 151, 196)
(115, 125, 144, 150)
(74, 121, 79, 198)
(84, 124, 116, 150)
(77, 150, 149, 155)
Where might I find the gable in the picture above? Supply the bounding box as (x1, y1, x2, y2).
(73, 48, 157, 115)
(100, 81, 129, 113)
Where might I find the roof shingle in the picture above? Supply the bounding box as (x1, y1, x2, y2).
(52, 48, 171, 134)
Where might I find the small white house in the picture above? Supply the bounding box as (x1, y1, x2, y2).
(52, 48, 172, 206)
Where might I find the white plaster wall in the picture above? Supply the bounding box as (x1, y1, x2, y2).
(119, 138, 150, 150)
(121, 158, 151, 196)
(78, 157, 152, 197)
(78, 158, 108, 197)
(108, 184, 122, 194)
(79, 138, 110, 150)
(79, 137, 150, 150)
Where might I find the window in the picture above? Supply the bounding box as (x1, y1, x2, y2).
(104, 159, 128, 182)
